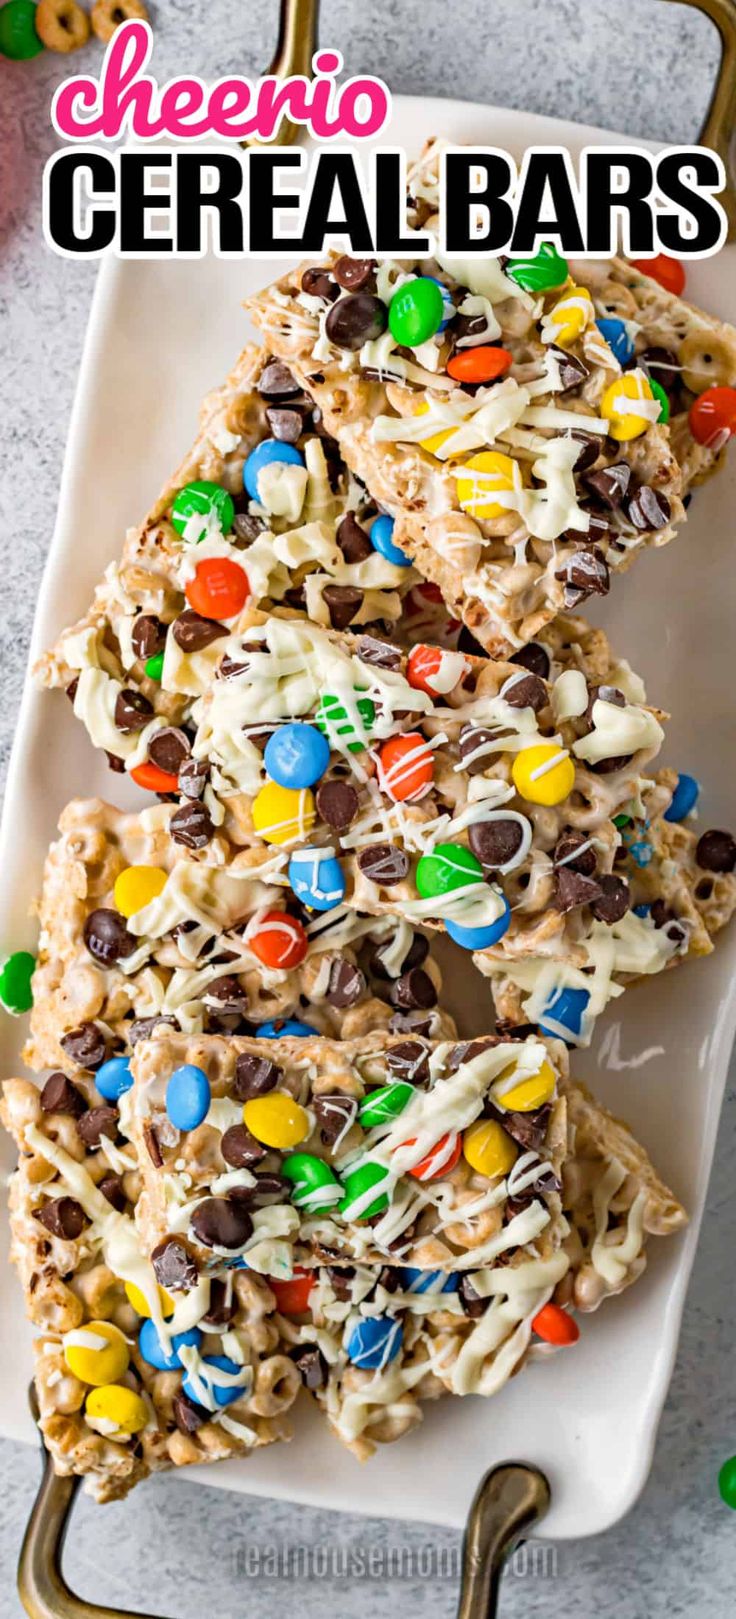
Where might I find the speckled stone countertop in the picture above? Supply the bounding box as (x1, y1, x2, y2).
(1, 2, 735, 1615)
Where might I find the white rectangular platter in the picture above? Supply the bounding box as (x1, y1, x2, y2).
(1, 96, 735, 1538)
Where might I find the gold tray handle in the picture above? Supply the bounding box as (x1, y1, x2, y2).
(455, 1464, 551, 1619)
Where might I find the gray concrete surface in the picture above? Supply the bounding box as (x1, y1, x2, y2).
(0, 2, 734, 1614)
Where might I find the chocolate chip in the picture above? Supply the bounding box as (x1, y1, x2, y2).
(468, 818, 525, 873)
(148, 727, 190, 775)
(336, 511, 373, 563)
(325, 293, 387, 351)
(449, 310, 488, 345)
(623, 485, 671, 531)
(356, 635, 402, 670)
(301, 266, 338, 301)
(172, 1391, 207, 1433)
(205, 976, 247, 1014)
(65, 678, 79, 704)
(178, 758, 209, 800)
(550, 346, 589, 391)
(326, 958, 366, 1008)
(486, 1103, 550, 1153)
(106, 752, 125, 773)
(325, 1264, 356, 1300)
(132, 615, 167, 662)
(556, 546, 610, 606)
(502, 671, 547, 711)
(389, 1009, 437, 1037)
(143, 1122, 163, 1167)
(370, 930, 429, 981)
(553, 866, 603, 914)
(289, 1342, 328, 1389)
(357, 844, 410, 886)
(391, 967, 437, 1011)
(333, 256, 377, 292)
(509, 642, 550, 680)
(312, 1092, 358, 1147)
(696, 829, 736, 873)
(82, 909, 136, 966)
(266, 406, 303, 443)
(585, 685, 626, 726)
(36, 1197, 89, 1239)
(78, 1105, 119, 1146)
(191, 1197, 253, 1251)
(447, 1037, 504, 1073)
(172, 610, 227, 653)
(202, 1278, 238, 1327)
(386, 1040, 430, 1084)
(590, 874, 630, 923)
(458, 1276, 489, 1318)
(560, 509, 612, 549)
(323, 583, 364, 630)
(316, 779, 359, 831)
(152, 1236, 198, 1291)
(40, 1072, 86, 1117)
(583, 462, 631, 509)
(233, 513, 266, 544)
(98, 1172, 127, 1212)
(246, 1172, 290, 1206)
(640, 346, 679, 392)
(61, 1023, 108, 1071)
(128, 1015, 178, 1045)
(114, 688, 153, 734)
(233, 1053, 282, 1101)
(458, 723, 497, 775)
(570, 432, 600, 473)
(221, 1124, 267, 1169)
(258, 360, 301, 398)
(170, 801, 214, 849)
(554, 829, 597, 877)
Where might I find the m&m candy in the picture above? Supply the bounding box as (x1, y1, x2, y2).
(648, 378, 669, 423)
(145, 651, 165, 682)
(243, 1092, 310, 1149)
(664, 773, 700, 823)
(447, 346, 513, 384)
(494, 1059, 556, 1113)
(531, 1302, 580, 1345)
(0, 950, 35, 1014)
(688, 386, 736, 448)
(401, 1268, 459, 1295)
(358, 1082, 414, 1128)
(243, 440, 305, 503)
(404, 1130, 461, 1181)
(369, 513, 412, 566)
(315, 690, 375, 752)
(346, 1314, 403, 1369)
(172, 480, 234, 539)
(256, 1018, 317, 1038)
(388, 277, 444, 347)
(138, 1319, 202, 1372)
(86, 1385, 148, 1435)
(282, 1153, 342, 1209)
(269, 1268, 315, 1314)
(629, 254, 685, 296)
(539, 985, 590, 1042)
(379, 733, 434, 802)
(125, 1281, 174, 1320)
(264, 723, 330, 790)
(113, 865, 167, 919)
(595, 317, 635, 366)
(600, 370, 656, 441)
(95, 1056, 133, 1102)
(406, 643, 467, 696)
(0, 0, 44, 58)
(718, 1454, 736, 1510)
(445, 897, 511, 951)
(424, 276, 455, 328)
(64, 1322, 129, 1385)
(339, 1160, 391, 1219)
(130, 761, 180, 793)
(506, 242, 568, 293)
(463, 1118, 517, 1179)
(248, 911, 308, 970)
(182, 1353, 247, 1409)
(415, 843, 485, 901)
(542, 287, 593, 347)
(511, 743, 575, 806)
(185, 557, 249, 620)
(252, 782, 316, 845)
(166, 1064, 211, 1132)
(288, 848, 346, 912)
(415, 399, 455, 456)
(456, 451, 517, 520)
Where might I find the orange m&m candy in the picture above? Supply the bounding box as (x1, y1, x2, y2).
(130, 761, 180, 793)
(185, 557, 249, 620)
(379, 733, 434, 802)
(688, 386, 736, 449)
(249, 911, 308, 970)
(402, 1131, 462, 1181)
(447, 345, 513, 384)
(407, 642, 467, 696)
(269, 1268, 314, 1314)
(531, 1302, 580, 1345)
(629, 254, 685, 297)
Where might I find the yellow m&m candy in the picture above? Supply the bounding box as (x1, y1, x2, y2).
(243, 1092, 310, 1149)
(456, 452, 517, 521)
(511, 743, 575, 806)
(601, 370, 656, 441)
(86, 1384, 148, 1437)
(415, 400, 455, 457)
(463, 1118, 518, 1179)
(124, 1281, 174, 1320)
(542, 286, 593, 347)
(252, 782, 316, 846)
(63, 1321, 130, 1386)
(494, 1059, 557, 1113)
(114, 865, 167, 919)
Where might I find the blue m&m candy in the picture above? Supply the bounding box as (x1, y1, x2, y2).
(664, 773, 700, 823)
(138, 1319, 202, 1372)
(401, 1268, 459, 1295)
(256, 1018, 318, 1038)
(633, 903, 651, 919)
(370, 514, 412, 567)
(243, 440, 304, 503)
(288, 848, 346, 912)
(346, 1314, 404, 1370)
(424, 276, 455, 329)
(166, 1064, 211, 1132)
(96, 1057, 133, 1102)
(595, 317, 635, 366)
(445, 895, 511, 951)
(264, 723, 330, 790)
(539, 986, 590, 1043)
(182, 1353, 247, 1409)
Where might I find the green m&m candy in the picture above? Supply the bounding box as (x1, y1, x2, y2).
(0, 1, 44, 59)
(388, 277, 445, 348)
(282, 1153, 342, 1210)
(416, 843, 484, 901)
(171, 480, 234, 541)
(613, 813, 631, 829)
(718, 1454, 736, 1509)
(0, 950, 36, 1014)
(649, 378, 670, 424)
(315, 691, 375, 753)
(339, 1160, 390, 1220)
(506, 242, 568, 294)
(359, 1082, 414, 1129)
(145, 651, 165, 682)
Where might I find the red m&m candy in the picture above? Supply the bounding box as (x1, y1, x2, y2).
(688, 386, 736, 449)
(269, 1268, 314, 1314)
(403, 1131, 462, 1181)
(185, 558, 249, 620)
(379, 733, 434, 802)
(249, 911, 308, 970)
(447, 346, 513, 384)
(531, 1302, 580, 1345)
(629, 254, 685, 296)
(130, 761, 180, 793)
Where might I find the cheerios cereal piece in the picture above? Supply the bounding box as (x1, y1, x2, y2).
(35, 0, 90, 50)
(91, 0, 148, 44)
